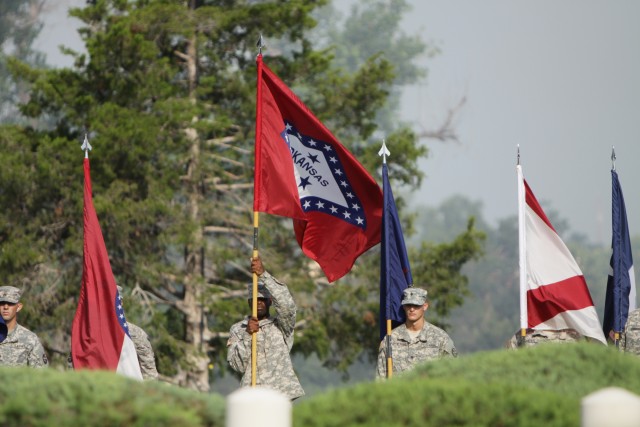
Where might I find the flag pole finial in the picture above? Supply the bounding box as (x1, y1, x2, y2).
(378, 139, 390, 164)
(611, 146, 616, 171)
(517, 144, 520, 166)
(256, 34, 265, 56)
(81, 134, 92, 159)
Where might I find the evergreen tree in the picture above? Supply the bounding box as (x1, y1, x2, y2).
(2, 0, 483, 390)
(0, 0, 47, 124)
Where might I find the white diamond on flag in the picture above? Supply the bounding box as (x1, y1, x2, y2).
(280, 121, 367, 230)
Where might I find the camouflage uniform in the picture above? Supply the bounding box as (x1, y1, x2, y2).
(227, 271, 304, 400)
(114, 285, 158, 379)
(0, 286, 48, 368)
(505, 329, 582, 349)
(376, 321, 457, 378)
(0, 324, 48, 368)
(128, 322, 158, 380)
(620, 308, 640, 355)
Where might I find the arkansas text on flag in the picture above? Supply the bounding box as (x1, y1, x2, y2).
(253, 55, 382, 282)
(379, 162, 412, 341)
(71, 157, 143, 379)
(603, 169, 637, 336)
(517, 165, 606, 344)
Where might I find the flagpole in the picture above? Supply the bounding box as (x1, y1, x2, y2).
(379, 140, 393, 378)
(516, 146, 527, 339)
(612, 146, 619, 344)
(250, 36, 265, 387)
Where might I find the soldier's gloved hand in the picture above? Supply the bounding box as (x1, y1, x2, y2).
(246, 317, 260, 334)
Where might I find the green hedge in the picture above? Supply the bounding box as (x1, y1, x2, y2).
(2, 343, 639, 426)
(0, 368, 225, 427)
(294, 342, 640, 427)
(295, 378, 578, 427)
(413, 342, 640, 397)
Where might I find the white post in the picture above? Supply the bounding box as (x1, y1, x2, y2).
(226, 387, 291, 427)
(581, 387, 640, 427)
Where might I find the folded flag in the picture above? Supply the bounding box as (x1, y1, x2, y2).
(603, 169, 637, 336)
(379, 160, 412, 340)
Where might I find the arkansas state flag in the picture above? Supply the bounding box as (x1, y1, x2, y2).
(380, 161, 412, 341)
(517, 165, 606, 344)
(71, 157, 143, 379)
(253, 54, 382, 282)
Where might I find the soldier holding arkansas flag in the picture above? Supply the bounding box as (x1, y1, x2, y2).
(226, 257, 304, 400)
(240, 51, 383, 396)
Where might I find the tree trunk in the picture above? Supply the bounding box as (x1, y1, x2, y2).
(178, 31, 210, 392)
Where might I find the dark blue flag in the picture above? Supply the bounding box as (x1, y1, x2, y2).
(603, 169, 637, 336)
(379, 162, 413, 341)
(0, 316, 6, 342)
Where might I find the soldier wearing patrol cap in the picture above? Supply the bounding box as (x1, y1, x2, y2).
(117, 286, 158, 380)
(376, 287, 457, 378)
(226, 256, 304, 400)
(0, 286, 48, 368)
(67, 286, 158, 379)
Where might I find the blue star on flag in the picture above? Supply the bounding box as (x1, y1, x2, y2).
(281, 121, 368, 230)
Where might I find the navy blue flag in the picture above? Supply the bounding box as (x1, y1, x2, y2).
(379, 162, 413, 341)
(603, 169, 637, 336)
(0, 316, 6, 342)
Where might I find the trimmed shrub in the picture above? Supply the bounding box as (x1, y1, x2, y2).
(413, 342, 640, 397)
(0, 368, 224, 427)
(294, 342, 640, 426)
(295, 378, 577, 427)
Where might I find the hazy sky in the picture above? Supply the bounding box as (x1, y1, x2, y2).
(401, 1, 640, 245)
(37, 1, 640, 245)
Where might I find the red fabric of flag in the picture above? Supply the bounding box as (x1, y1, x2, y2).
(522, 177, 606, 344)
(254, 55, 382, 282)
(71, 158, 142, 379)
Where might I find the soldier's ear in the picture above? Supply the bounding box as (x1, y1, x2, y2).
(16, 302, 23, 312)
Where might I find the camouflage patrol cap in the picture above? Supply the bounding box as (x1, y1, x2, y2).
(247, 282, 271, 300)
(0, 286, 22, 304)
(401, 287, 428, 306)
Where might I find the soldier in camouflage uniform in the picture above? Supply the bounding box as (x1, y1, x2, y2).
(118, 286, 158, 380)
(0, 286, 48, 368)
(620, 308, 640, 356)
(68, 286, 159, 379)
(376, 287, 457, 378)
(227, 257, 304, 400)
(504, 328, 582, 349)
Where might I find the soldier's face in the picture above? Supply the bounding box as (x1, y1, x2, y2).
(403, 303, 428, 321)
(247, 298, 271, 318)
(0, 301, 21, 323)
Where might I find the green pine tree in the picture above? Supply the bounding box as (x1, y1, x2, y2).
(1, 0, 483, 391)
